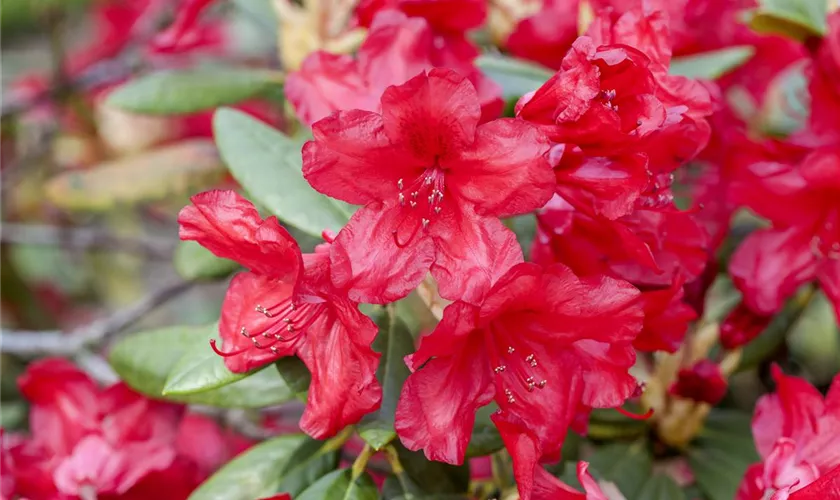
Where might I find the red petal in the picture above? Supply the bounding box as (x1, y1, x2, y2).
(286, 52, 370, 126)
(669, 359, 728, 405)
(380, 68, 481, 163)
(303, 110, 416, 205)
(506, 3, 579, 70)
(819, 260, 840, 323)
(730, 161, 817, 228)
(790, 464, 840, 500)
(730, 228, 818, 316)
(217, 273, 300, 373)
(297, 298, 382, 438)
(447, 118, 553, 218)
(178, 190, 302, 281)
(398, 0, 486, 32)
(395, 314, 494, 464)
(634, 277, 696, 353)
(358, 11, 435, 95)
(430, 206, 524, 305)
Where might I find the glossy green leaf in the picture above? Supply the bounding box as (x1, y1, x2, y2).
(296, 469, 379, 500)
(213, 108, 353, 237)
(188, 434, 329, 500)
(274, 357, 311, 401)
(587, 441, 653, 499)
(669, 46, 755, 80)
(395, 444, 470, 495)
(689, 409, 759, 500)
(475, 54, 554, 100)
(637, 474, 686, 500)
(174, 240, 239, 281)
(109, 325, 299, 408)
(465, 404, 504, 458)
(275, 437, 342, 496)
(107, 69, 282, 115)
(749, 0, 827, 41)
(358, 312, 414, 450)
(162, 330, 247, 395)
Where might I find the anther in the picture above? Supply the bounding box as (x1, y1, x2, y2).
(410, 201, 417, 208)
(411, 191, 418, 199)
(537, 380, 547, 388)
(287, 325, 295, 333)
(507, 346, 515, 354)
(494, 365, 506, 373)
(397, 178, 403, 190)
(421, 218, 430, 229)
(505, 389, 515, 404)
(270, 346, 279, 354)
(284, 318, 292, 324)
(434, 207, 441, 214)
(240, 327, 248, 337)
(399, 193, 405, 206)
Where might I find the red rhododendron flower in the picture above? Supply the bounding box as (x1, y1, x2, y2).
(150, 0, 225, 55)
(1, 358, 244, 500)
(634, 275, 697, 353)
(720, 303, 773, 350)
(394, 262, 642, 470)
(302, 69, 553, 304)
(729, 148, 840, 321)
(505, 0, 580, 70)
(669, 359, 728, 405)
(178, 189, 381, 438)
(287, 11, 502, 126)
(737, 367, 840, 499)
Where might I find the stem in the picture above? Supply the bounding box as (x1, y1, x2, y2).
(384, 445, 404, 475)
(323, 425, 354, 452)
(351, 444, 375, 480)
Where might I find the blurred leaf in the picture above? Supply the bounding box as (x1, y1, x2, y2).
(188, 434, 327, 500)
(275, 437, 342, 496)
(475, 54, 554, 100)
(740, 285, 815, 371)
(395, 443, 470, 495)
(689, 409, 759, 500)
(669, 46, 755, 80)
(787, 291, 840, 384)
(465, 404, 504, 458)
(46, 140, 225, 212)
(110, 325, 299, 407)
(0, 400, 27, 430)
(749, 0, 827, 41)
(107, 69, 282, 115)
(587, 441, 653, 498)
(358, 312, 414, 450)
(174, 240, 240, 281)
(213, 108, 353, 237)
(758, 61, 809, 137)
(637, 474, 686, 500)
(296, 469, 378, 500)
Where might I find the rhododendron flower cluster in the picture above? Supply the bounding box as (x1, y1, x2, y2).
(5, 0, 840, 498)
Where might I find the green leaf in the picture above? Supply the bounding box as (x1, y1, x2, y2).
(188, 434, 330, 500)
(276, 437, 342, 496)
(109, 325, 299, 408)
(689, 409, 759, 500)
(587, 441, 653, 499)
(213, 108, 353, 237)
(162, 330, 248, 395)
(46, 140, 225, 212)
(787, 291, 840, 384)
(174, 240, 239, 281)
(637, 474, 686, 500)
(749, 0, 827, 41)
(757, 60, 809, 137)
(275, 357, 312, 401)
(465, 404, 504, 458)
(358, 312, 414, 450)
(395, 443, 470, 495)
(669, 46, 755, 80)
(107, 69, 282, 115)
(475, 54, 554, 100)
(296, 469, 379, 500)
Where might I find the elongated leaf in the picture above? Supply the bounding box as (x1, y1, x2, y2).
(689, 409, 759, 500)
(174, 240, 239, 281)
(276, 437, 342, 496)
(109, 325, 298, 408)
(587, 441, 653, 499)
(163, 330, 248, 395)
(188, 434, 328, 500)
(213, 108, 353, 237)
(669, 46, 755, 80)
(274, 357, 311, 400)
(296, 469, 379, 500)
(787, 291, 840, 384)
(395, 444, 470, 495)
(475, 54, 554, 100)
(358, 312, 414, 450)
(107, 69, 281, 115)
(637, 474, 686, 500)
(46, 140, 225, 212)
(749, 0, 827, 41)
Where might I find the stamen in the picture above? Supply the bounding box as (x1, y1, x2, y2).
(209, 339, 248, 357)
(615, 406, 655, 420)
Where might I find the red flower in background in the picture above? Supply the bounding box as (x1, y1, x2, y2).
(302, 69, 553, 305)
(669, 359, 728, 405)
(178, 190, 382, 439)
(505, 0, 581, 70)
(395, 262, 642, 473)
(737, 366, 840, 499)
(286, 10, 502, 126)
(728, 149, 840, 321)
(634, 276, 697, 353)
(150, 0, 225, 55)
(1, 359, 248, 500)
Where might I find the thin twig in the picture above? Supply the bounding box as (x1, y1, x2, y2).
(0, 279, 195, 356)
(0, 223, 175, 258)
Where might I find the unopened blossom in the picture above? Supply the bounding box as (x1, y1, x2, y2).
(303, 69, 553, 305)
(395, 262, 643, 475)
(179, 189, 381, 438)
(736, 366, 840, 499)
(669, 359, 728, 405)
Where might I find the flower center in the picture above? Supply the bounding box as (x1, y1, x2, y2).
(391, 167, 446, 247)
(485, 323, 548, 407)
(210, 297, 325, 357)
